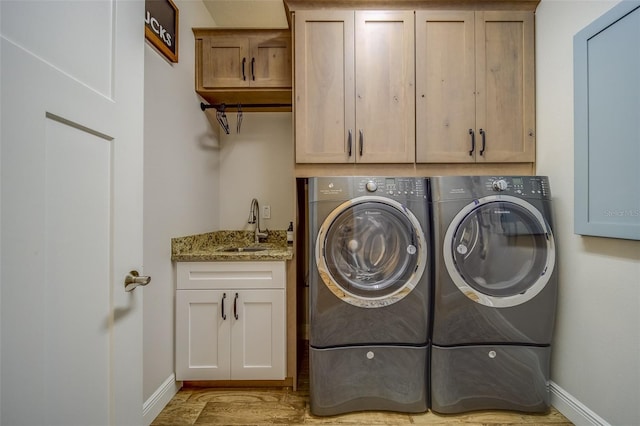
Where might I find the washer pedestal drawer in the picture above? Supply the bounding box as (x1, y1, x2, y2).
(310, 344, 428, 416)
(431, 344, 551, 414)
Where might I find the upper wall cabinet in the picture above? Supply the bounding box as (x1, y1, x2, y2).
(294, 10, 415, 163)
(193, 29, 292, 110)
(416, 10, 535, 163)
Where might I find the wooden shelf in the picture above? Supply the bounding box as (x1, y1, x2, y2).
(197, 89, 292, 112)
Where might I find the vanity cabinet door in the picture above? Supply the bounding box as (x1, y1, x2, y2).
(230, 289, 286, 380)
(176, 289, 231, 380)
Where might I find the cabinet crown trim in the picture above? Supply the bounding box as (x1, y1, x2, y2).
(284, 0, 539, 12)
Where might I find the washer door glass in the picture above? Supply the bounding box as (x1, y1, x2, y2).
(317, 197, 426, 307)
(444, 196, 555, 307)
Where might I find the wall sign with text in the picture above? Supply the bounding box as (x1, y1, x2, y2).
(145, 0, 179, 63)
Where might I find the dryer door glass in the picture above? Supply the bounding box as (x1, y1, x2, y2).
(323, 201, 419, 298)
(452, 201, 548, 297)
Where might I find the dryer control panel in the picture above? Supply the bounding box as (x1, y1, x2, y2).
(430, 176, 551, 202)
(356, 177, 427, 199)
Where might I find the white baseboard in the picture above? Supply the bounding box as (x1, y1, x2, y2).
(143, 374, 183, 426)
(550, 381, 610, 426)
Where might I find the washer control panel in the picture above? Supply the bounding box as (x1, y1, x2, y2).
(357, 177, 427, 199)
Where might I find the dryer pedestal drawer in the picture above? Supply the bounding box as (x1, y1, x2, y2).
(310, 345, 428, 416)
(431, 344, 551, 414)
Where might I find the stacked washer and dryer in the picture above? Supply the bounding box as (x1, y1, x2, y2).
(307, 175, 557, 416)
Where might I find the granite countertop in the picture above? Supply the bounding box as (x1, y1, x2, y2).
(171, 230, 293, 262)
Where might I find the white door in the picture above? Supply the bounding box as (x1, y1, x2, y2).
(1, 1, 145, 425)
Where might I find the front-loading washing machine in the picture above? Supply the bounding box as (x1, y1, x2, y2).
(428, 175, 558, 414)
(308, 176, 431, 416)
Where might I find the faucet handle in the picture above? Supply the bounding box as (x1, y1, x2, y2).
(256, 229, 269, 243)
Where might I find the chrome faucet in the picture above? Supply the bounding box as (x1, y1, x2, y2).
(248, 198, 268, 244)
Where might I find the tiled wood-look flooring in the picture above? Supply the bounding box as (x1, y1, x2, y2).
(152, 345, 573, 425)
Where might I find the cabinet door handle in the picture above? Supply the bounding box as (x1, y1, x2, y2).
(251, 58, 255, 81)
(347, 130, 352, 156)
(221, 292, 227, 320)
(479, 128, 486, 156)
(468, 129, 475, 156)
(233, 292, 239, 320)
(242, 58, 246, 81)
(359, 130, 363, 156)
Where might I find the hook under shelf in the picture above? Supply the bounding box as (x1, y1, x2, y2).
(200, 102, 292, 134)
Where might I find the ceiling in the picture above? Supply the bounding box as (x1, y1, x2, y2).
(201, 0, 289, 28)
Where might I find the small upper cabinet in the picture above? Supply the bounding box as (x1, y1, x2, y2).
(415, 10, 536, 163)
(193, 29, 292, 109)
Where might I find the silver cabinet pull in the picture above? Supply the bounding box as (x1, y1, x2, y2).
(124, 270, 150, 292)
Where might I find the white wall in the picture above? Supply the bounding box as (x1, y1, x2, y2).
(218, 112, 295, 231)
(536, 1, 640, 425)
(143, 0, 218, 407)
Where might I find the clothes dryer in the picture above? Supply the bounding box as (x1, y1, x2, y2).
(308, 176, 431, 416)
(429, 176, 557, 414)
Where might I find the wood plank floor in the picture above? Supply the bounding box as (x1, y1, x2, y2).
(152, 344, 573, 425)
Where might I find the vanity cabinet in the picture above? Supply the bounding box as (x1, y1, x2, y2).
(294, 10, 415, 163)
(193, 29, 292, 108)
(415, 10, 535, 163)
(175, 261, 286, 381)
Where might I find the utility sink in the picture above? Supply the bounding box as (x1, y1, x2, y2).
(220, 246, 267, 253)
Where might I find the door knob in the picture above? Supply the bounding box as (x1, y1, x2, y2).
(124, 270, 151, 292)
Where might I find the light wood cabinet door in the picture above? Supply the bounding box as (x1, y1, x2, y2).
(416, 10, 535, 163)
(249, 33, 292, 88)
(355, 10, 415, 163)
(294, 10, 415, 164)
(294, 10, 355, 163)
(475, 11, 535, 162)
(416, 10, 476, 162)
(201, 35, 251, 89)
